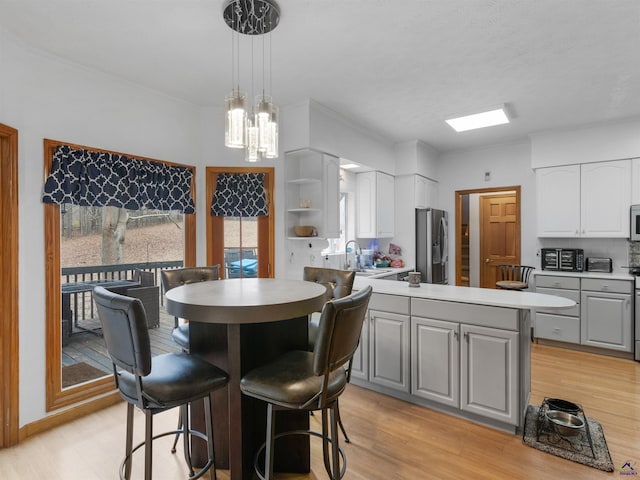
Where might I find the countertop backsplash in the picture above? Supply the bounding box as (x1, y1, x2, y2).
(628, 241, 640, 268)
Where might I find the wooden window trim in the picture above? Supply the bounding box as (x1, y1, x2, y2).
(206, 167, 274, 277)
(44, 139, 196, 411)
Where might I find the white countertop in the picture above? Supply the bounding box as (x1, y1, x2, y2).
(353, 277, 576, 310)
(354, 266, 413, 279)
(533, 269, 634, 281)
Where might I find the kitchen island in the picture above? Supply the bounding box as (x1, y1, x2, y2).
(348, 277, 575, 433)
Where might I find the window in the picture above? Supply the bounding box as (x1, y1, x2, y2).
(206, 167, 274, 279)
(44, 139, 196, 411)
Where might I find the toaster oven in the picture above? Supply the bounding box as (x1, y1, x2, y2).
(541, 248, 584, 272)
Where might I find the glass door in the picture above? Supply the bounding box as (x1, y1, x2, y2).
(207, 167, 274, 278)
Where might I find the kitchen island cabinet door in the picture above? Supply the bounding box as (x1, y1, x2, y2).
(369, 309, 410, 392)
(580, 290, 633, 352)
(460, 324, 519, 426)
(411, 317, 459, 408)
(350, 310, 369, 381)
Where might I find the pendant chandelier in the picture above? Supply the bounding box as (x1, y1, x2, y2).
(223, 0, 280, 162)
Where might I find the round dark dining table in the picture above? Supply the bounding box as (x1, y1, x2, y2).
(165, 277, 327, 480)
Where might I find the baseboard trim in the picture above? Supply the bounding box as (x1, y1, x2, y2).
(19, 392, 122, 442)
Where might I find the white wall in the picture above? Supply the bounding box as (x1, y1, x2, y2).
(395, 140, 439, 179)
(437, 141, 537, 283)
(308, 100, 396, 174)
(530, 118, 640, 168)
(1, 29, 205, 426)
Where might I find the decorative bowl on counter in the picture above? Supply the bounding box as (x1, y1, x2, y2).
(293, 225, 317, 237)
(545, 410, 584, 437)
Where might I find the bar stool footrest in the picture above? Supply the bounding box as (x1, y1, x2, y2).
(119, 428, 214, 480)
(253, 429, 346, 480)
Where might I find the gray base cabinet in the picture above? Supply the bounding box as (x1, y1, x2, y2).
(351, 293, 410, 393)
(535, 274, 633, 354)
(351, 292, 525, 430)
(581, 290, 632, 352)
(350, 311, 369, 381)
(369, 310, 410, 392)
(460, 324, 519, 425)
(411, 317, 459, 407)
(410, 317, 519, 425)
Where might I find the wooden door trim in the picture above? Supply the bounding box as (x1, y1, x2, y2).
(454, 186, 521, 286)
(0, 123, 19, 447)
(205, 167, 275, 277)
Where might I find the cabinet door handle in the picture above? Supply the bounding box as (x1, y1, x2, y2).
(463, 331, 468, 340)
(454, 331, 459, 340)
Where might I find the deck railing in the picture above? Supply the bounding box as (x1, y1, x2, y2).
(61, 260, 184, 331)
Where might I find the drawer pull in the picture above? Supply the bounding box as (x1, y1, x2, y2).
(553, 328, 561, 333)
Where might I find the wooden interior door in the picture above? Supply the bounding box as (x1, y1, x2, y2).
(206, 167, 274, 278)
(479, 194, 520, 288)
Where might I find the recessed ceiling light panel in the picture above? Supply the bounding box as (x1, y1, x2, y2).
(340, 163, 359, 170)
(445, 105, 510, 132)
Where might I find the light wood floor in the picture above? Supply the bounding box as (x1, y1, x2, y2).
(2, 344, 638, 479)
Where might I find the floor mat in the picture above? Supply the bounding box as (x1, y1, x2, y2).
(62, 362, 108, 388)
(522, 405, 614, 472)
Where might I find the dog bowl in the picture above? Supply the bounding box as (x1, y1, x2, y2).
(546, 398, 580, 414)
(545, 410, 584, 437)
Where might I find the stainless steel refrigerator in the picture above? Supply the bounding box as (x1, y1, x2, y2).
(416, 208, 449, 284)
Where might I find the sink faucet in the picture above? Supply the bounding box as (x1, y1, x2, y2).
(345, 240, 362, 271)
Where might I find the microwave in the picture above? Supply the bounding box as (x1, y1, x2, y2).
(541, 248, 585, 272)
(631, 205, 640, 241)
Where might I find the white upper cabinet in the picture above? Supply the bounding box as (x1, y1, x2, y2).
(580, 160, 630, 237)
(395, 174, 437, 209)
(357, 171, 395, 238)
(537, 160, 631, 237)
(285, 149, 340, 240)
(629, 158, 640, 204)
(536, 165, 580, 237)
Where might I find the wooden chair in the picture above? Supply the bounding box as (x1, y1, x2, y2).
(240, 286, 372, 480)
(495, 265, 534, 290)
(93, 286, 227, 480)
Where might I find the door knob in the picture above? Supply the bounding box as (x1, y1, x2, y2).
(485, 258, 490, 263)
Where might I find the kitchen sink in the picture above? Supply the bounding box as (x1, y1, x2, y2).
(355, 268, 393, 277)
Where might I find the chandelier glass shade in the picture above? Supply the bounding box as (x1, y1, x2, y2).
(225, 91, 247, 148)
(223, 0, 280, 161)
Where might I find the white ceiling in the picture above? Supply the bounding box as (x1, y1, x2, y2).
(2, 0, 639, 153)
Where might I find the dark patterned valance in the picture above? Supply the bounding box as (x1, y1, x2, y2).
(211, 173, 268, 217)
(42, 145, 195, 213)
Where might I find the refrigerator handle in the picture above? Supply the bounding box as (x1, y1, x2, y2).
(440, 216, 449, 263)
